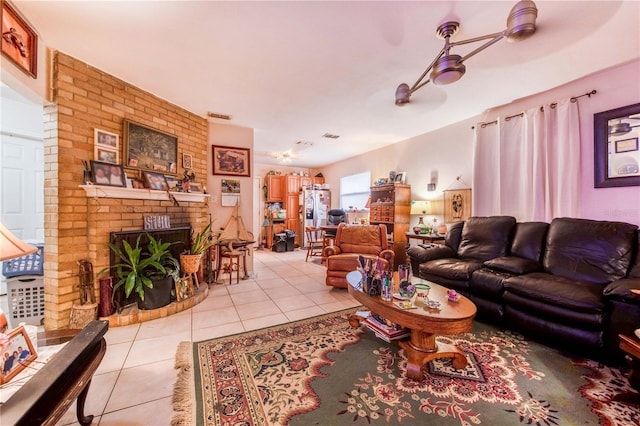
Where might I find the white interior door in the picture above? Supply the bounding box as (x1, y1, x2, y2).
(0, 134, 44, 241)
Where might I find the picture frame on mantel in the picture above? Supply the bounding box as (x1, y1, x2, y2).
(1, 1, 38, 78)
(212, 145, 250, 177)
(124, 120, 178, 175)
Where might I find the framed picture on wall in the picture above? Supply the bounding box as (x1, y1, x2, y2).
(615, 137, 638, 153)
(212, 145, 250, 177)
(182, 153, 192, 169)
(124, 120, 178, 175)
(444, 188, 472, 223)
(1, 1, 38, 78)
(90, 161, 126, 187)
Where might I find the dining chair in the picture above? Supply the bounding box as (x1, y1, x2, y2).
(305, 226, 325, 262)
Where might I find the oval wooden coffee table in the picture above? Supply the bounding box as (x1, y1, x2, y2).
(348, 278, 476, 381)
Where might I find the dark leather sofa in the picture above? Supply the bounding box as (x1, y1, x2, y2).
(407, 216, 640, 361)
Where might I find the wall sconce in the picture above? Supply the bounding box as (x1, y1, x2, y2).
(427, 171, 438, 191)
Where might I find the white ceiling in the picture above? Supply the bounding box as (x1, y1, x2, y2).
(11, 1, 640, 167)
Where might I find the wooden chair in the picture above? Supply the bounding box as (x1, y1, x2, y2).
(305, 226, 325, 262)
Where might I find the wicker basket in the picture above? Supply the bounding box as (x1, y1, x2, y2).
(180, 254, 202, 274)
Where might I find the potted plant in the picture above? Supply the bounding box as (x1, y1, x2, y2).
(108, 234, 180, 310)
(180, 223, 216, 275)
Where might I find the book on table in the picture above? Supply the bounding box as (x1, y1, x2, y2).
(363, 314, 410, 341)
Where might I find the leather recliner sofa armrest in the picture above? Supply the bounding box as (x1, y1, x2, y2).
(407, 245, 456, 263)
(603, 278, 640, 305)
(324, 246, 342, 257)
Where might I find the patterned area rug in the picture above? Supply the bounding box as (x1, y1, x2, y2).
(172, 308, 640, 425)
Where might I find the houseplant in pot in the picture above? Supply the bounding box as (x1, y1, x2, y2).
(108, 234, 180, 310)
(180, 223, 217, 276)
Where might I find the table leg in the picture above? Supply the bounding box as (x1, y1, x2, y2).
(398, 330, 468, 381)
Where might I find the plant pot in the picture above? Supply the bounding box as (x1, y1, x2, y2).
(137, 276, 173, 310)
(180, 254, 202, 274)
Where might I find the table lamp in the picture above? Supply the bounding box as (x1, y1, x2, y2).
(410, 201, 432, 234)
(0, 222, 38, 332)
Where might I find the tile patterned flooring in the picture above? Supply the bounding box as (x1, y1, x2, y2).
(57, 248, 358, 425)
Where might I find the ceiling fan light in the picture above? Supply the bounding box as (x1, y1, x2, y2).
(431, 55, 465, 85)
(505, 0, 538, 42)
(395, 83, 411, 105)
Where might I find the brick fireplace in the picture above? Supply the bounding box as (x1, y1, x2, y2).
(44, 51, 210, 329)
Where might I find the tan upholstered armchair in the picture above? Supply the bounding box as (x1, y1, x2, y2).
(324, 223, 395, 288)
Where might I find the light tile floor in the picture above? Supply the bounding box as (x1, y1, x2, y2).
(56, 248, 358, 425)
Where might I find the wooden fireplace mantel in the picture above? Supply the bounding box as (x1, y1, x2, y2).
(80, 185, 210, 203)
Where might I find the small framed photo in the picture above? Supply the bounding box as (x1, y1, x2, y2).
(94, 129, 119, 164)
(175, 277, 194, 301)
(615, 137, 638, 153)
(1, 1, 38, 78)
(144, 171, 169, 191)
(94, 128, 119, 148)
(1, 325, 38, 385)
(189, 183, 202, 193)
(165, 175, 178, 190)
(95, 147, 118, 164)
(90, 161, 126, 187)
(394, 172, 407, 184)
(183, 153, 192, 169)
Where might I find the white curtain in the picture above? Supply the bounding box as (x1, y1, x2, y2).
(472, 98, 580, 222)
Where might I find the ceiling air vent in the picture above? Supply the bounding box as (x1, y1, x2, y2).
(322, 133, 340, 139)
(207, 112, 231, 120)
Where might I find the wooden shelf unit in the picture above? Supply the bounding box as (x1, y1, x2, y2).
(369, 183, 411, 268)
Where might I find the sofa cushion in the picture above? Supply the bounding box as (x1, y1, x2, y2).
(457, 216, 516, 262)
(484, 256, 541, 275)
(419, 258, 484, 281)
(511, 221, 548, 261)
(503, 272, 605, 314)
(445, 221, 464, 252)
(543, 218, 638, 284)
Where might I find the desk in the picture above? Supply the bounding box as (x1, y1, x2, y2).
(405, 232, 445, 247)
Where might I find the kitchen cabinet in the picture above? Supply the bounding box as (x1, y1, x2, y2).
(266, 175, 285, 202)
(285, 175, 300, 194)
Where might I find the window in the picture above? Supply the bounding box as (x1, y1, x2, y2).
(340, 171, 371, 210)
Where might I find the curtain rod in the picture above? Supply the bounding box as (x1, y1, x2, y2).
(472, 89, 597, 129)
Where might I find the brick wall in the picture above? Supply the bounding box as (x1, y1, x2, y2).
(44, 51, 209, 329)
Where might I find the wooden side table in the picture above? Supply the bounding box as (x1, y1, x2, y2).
(614, 334, 640, 405)
(405, 232, 445, 248)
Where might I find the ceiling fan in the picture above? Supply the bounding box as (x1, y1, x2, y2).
(258, 140, 315, 164)
(609, 116, 640, 136)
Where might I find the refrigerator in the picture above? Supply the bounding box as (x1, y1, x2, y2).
(301, 188, 331, 248)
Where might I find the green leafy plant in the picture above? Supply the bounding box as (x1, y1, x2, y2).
(188, 223, 217, 255)
(108, 234, 179, 301)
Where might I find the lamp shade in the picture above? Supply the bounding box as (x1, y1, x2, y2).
(0, 222, 37, 262)
(410, 201, 432, 215)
